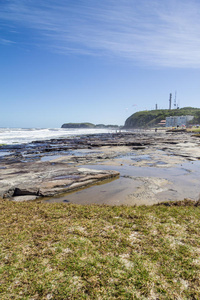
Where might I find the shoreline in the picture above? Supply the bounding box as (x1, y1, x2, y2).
(1, 130, 200, 205)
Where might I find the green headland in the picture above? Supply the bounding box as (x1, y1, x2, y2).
(124, 107, 200, 128)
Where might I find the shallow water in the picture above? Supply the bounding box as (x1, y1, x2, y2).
(44, 158, 200, 205)
(41, 154, 64, 162)
(0, 151, 10, 157)
(40, 149, 103, 162)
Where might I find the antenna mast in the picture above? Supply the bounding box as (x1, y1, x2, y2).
(174, 91, 177, 109)
(169, 93, 172, 110)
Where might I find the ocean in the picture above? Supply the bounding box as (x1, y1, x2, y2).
(0, 128, 117, 145)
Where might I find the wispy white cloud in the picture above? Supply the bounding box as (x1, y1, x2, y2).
(1, 0, 200, 68)
(0, 37, 15, 45)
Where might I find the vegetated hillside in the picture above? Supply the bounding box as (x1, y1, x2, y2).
(61, 123, 119, 129)
(124, 107, 200, 128)
(61, 123, 95, 128)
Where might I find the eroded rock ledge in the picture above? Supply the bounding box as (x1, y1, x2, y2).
(2, 167, 119, 201)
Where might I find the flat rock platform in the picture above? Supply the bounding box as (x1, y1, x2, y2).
(1, 130, 200, 205)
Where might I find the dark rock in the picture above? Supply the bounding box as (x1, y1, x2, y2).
(13, 187, 39, 196)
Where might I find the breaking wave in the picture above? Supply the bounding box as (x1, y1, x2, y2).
(0, 128, 116, 145)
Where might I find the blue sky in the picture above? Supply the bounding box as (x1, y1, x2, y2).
(1, 0, 200, 128)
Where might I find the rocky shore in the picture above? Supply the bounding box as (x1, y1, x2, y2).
(1, 130, 200, 204)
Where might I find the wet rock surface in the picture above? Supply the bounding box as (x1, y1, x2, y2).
(1, 130, 200, 204)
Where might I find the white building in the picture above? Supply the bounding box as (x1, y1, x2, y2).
(166, 115, 194, 127)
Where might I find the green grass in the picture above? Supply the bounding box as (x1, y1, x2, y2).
(187, 127, 200, 133)
(0, 200, 200, 299)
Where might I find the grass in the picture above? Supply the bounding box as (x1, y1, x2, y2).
(186, 127, 200, 133)
(0, 199, 200, 299)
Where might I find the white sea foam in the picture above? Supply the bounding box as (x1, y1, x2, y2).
(0, 128, 117, 145)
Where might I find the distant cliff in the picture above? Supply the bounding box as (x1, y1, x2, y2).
(124, 107, 200, 128)
(61, 123, 119, 129)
